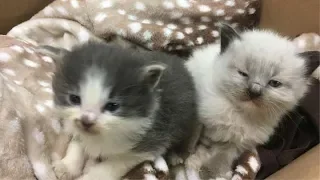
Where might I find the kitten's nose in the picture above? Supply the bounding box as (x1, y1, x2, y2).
(80, 111, 97, 129)
(248, 83, 263, 99)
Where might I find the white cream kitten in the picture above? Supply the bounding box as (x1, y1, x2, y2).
(183, 24, 319, 179)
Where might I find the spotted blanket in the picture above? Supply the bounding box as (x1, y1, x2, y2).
(0, 0, 293, 179)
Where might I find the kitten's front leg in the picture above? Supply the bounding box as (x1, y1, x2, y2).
(184, 145, 213, 180)
(53, 138, 85, 179)
(77, 154, 154, 180)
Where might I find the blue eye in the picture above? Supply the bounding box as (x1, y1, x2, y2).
(268, 80, 282, 88)
(103, 102, 120, 112)
(69, 94, 81, 105)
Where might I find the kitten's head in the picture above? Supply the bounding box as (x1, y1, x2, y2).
(216, 24, 319, 119)
(47, 42, 166, 137)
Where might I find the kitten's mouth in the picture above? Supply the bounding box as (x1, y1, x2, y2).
(74, 120, 99, 134)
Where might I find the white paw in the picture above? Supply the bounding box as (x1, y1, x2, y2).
(231, 174, 243, 180)
(185, 155, 201, 170)
(53, 160, 72, 180)
(144, 174, 158, 180)
(168, 153, 184, 166)
(154, 156, 169, 174)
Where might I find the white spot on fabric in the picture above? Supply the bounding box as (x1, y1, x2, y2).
(235, 165, 248, 175)
(33, 162, 47, 179)
(146, 42, 154, 49)
(170, 12, 183, 19)
(135, 2, 146, 11)
(71, 0, 80, 8)
(56, 6, 68, 16)
(42, 88, 53, 94)
(32, 128, 45, 144)
(176, 32, 185, 39)
(225, 0, 236, 7)
(77, 30, 90, 42)
(176, 45, 183, 50)
(216, 9, 225, 16)
(155, 21, 164, 26)
(51, 119, 61, 133)
(43, 6, 54, 16)
(128, 15, 138, 21)
(214, 0, 222, 2)
(44, 100, 54, 108)
(176, 0, 191, 8)
(0, 52, 11, 62)
(100, 0, 113, 8)
(10, 45, 24, 53)
(225, 16, 233, 21)
(42, 56, 53, 63)
(117, 29, 127, 36)
(117, 9, 126, 15)
(2, 68, 16, 76)
(198, 25, 207, 30)
(163, 1, 175, 9)
(200, 16, 211, 22)
(198, 5, 211, 12)
(181, 17, 191, 24)
(35, 104, 46, 113)
(38, 80, 50, 87)
(237, 9, 245, 14)
(14, 80, 23, 85)
(6, 84, 16, 92)
(143, 31, 153, 40)
(187, 41, 194, 46)
(9, 118, 21, 133)
(94, 13, 108, 23)
(248, 8, 256, 14)
(184, 27, 193, 34)
(211, 30, 220, 37)
(23, 59, 40, 68)
(163, 28, 173, 37)
(25, 47, 35, 54)
(248, 156, 260, 172)
(128, 22, 142, 33)
(231, 23, 239, 28)
(196, 37, 204, 44)
(167, 24, 177, 30)
(141, 19, 152, 24)
(231, 174, 242, 180)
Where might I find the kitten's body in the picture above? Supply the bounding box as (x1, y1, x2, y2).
(184, 26, 318, 179)
(51, 42, 197, 180)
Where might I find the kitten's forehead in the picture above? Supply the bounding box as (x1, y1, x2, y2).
(80, 67, 110, 108)
(229, 30, 305, 76)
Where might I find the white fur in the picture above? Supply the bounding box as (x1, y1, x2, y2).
(185, 30, 310, 178)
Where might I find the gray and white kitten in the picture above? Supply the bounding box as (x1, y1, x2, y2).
(183, 24, 319, 179)
(50, 42, 197, 180)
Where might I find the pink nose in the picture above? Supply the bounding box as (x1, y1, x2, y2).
(80, 111, 97, 129)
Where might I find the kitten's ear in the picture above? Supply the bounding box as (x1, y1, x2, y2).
(298, 51, 320, 76)
(35, 45, 70, 64)
(141, 63, 167, 89)
(219, 23, 241, 53)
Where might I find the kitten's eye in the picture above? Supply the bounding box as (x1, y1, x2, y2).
(103, 102, 120, 112)
(268, 80, 282, 88)
(238, 70, 248, 77)
(69, 94, 81, 105)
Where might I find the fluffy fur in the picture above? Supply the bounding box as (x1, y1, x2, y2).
(51, 42, 197, 180)
(184, 24, 318, 179)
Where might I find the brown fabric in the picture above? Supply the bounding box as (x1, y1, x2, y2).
(8, 0, 261, 53)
